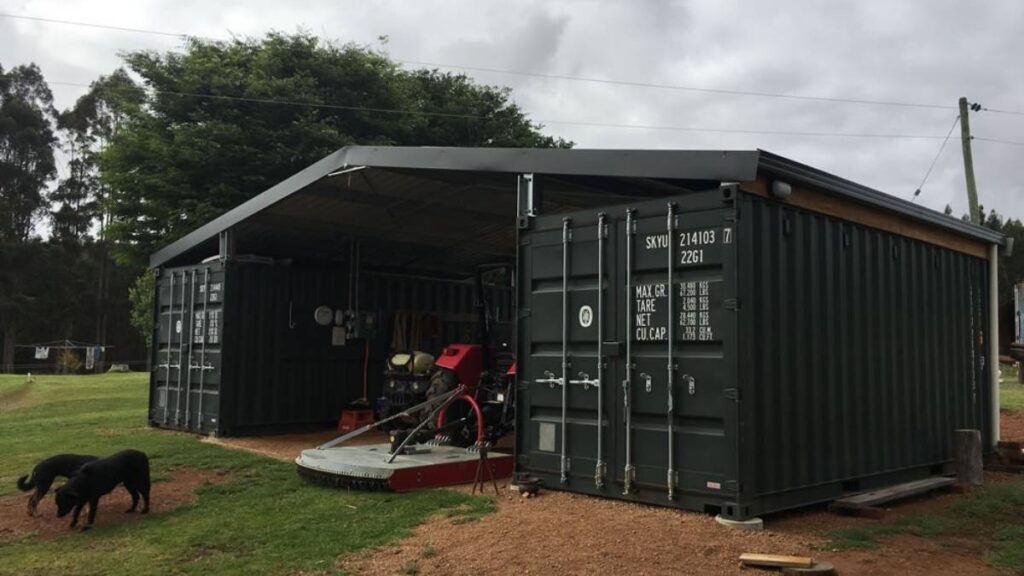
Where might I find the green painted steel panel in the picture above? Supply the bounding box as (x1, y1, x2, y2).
(516, 187, 739, 512)
(734, 193, 990, 517)
(149, 261, 510, 437)
(516, 186, 992, 520)
(149, 262, 225, 434)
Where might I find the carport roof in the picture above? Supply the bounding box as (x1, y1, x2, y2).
(150, 146, 1004, 269)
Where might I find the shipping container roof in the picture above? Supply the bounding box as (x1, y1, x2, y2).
(150, 146, 1004, 271)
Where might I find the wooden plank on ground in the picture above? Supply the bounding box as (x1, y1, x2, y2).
(739, 554, 815, 569)
(827, 503, 887, 519)
(832, 476, 955, 509)
(986, 463, 1024, 474)
(996, 441, 1024, 464)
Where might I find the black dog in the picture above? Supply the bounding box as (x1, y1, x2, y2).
(16, 454, 98, 516)
(54, 449, 151, 530)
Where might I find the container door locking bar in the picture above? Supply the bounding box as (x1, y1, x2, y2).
(174, 272, 187, 427)
(183, 269, 196, 429)
(666, 202, 677, 501)
(622, 209, 636, 494)
(561, 218, 570, 484)
(594, 212, 607, 489)
(160, 272, 175, 425)
(196, 267, 211, 431)
(558, 217, 572, 485)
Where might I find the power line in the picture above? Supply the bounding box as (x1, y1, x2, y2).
(0, 12, 187, 38)
(980, 107, 1024, 117)
(12, 14, 1023, 146)
(398, 59, 956, 110)
(533, 119, 948, 140)
(974, 136, 1024, 146)
(48, 79, 955, 140)
(911, 114, 960, 202)
(0, 12, 964, 112)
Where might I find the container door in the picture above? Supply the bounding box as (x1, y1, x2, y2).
(517, 187, 737, 505)
(517, 210, 614, 488)
(151, 264, 224, 434)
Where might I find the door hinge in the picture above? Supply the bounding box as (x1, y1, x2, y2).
(725, 480, 741, 492)
(723, 388, 740, 402)
(519, 308, 532, 319)
(724, 298, 740, 310)
(517, 454, 530, 466)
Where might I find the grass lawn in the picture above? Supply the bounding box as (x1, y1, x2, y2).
(0, 373, 493, 576)
(1001, 363, 1024, 410)
(824, 481, 1024, 570)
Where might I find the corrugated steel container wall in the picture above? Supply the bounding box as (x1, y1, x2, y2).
(150, 260, 510, 436)
(149, 263, 225, 433)
(515, 186, 993, 520)
(735, 192, 991, 517)
(219, 262, 364, 435)
(222, 265, 511, 435)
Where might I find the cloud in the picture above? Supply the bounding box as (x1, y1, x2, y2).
(2, 0, 1022, 218)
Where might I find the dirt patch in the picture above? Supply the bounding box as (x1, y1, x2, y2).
(1001, 409, 1024, 441)
(341, 488, 817, 576)
(208, 429, 389, 462)
(0, 467, 231, 541)
(826, 534, 1004, 576)
(341, 471, 1023, 576)
(0, 383, 32, 412)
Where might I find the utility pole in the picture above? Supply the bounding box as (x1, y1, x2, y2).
(959, 97, 981, 224)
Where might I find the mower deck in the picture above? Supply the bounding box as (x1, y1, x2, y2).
(295, 443, 513, 491)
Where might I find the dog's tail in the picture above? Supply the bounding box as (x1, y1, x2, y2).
(16, 474, 35, 492)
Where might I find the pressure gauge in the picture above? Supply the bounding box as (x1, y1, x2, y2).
(314, 305, 333, 326)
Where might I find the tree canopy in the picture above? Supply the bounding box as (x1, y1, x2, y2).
(0, 63, 57, 242)
(98, 33, 570, 266)
(52, 70, 145, 243)
(977, 207, 1024, 309)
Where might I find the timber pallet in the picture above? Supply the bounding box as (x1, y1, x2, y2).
(996, 441, 1024, 464)
(986, 463, 1024, 474)
(829, 476, 956, 518)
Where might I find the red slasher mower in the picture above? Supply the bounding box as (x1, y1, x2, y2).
(296, 269, 516, 491)
(295, 345, 515, 490)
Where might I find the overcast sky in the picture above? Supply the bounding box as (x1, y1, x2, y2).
(3, 0, 1023, 219)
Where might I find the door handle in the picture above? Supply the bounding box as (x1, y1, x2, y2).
(535, 370, 564, 388)
(568, 371, 600, 390)
(639, 372, 653, 393)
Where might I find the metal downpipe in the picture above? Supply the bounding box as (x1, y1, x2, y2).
(990, 244, 1000, 447)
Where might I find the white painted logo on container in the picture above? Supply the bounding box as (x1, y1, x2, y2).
(578, 305, 593, 328)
